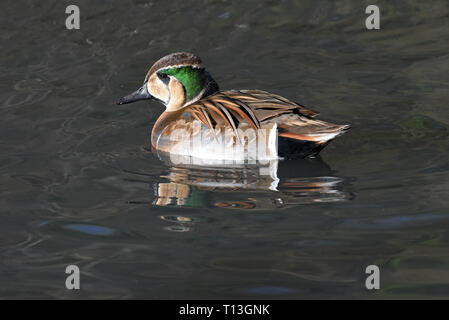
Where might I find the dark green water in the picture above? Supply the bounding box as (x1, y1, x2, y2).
(1, 0, 449, 299)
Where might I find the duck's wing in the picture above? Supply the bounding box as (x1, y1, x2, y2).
(226, 89, 320, 121)
(184, 89, 319, 134)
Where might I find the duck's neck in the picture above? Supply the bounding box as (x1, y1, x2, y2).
(201, 71, 220, 99)
(184, 71, 219, 107)
(165, 71, 219, 112)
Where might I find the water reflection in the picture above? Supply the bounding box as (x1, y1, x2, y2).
(151, 153, 352, 209)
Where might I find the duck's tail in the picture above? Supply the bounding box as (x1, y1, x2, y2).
(279, 121, 350, 144)
(276, 117, 350, 158)
(279, 124, 351, 143)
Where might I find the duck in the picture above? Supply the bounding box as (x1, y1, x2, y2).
(117, 52, 350, 160)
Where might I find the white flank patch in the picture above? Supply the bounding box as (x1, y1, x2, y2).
(166, 122, 279, 163)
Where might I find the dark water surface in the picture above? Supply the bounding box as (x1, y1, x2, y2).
(1, 0, 449, 299)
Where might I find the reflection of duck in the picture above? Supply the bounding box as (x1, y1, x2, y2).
(152, 154, 351, 209)
(117, 52, 350, 160)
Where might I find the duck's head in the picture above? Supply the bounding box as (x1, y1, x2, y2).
(116, 52, 219, 111)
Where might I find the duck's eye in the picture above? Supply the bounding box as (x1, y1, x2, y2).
(157, 72, 169, 81)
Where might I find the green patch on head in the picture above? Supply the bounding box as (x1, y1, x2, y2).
(161, 66, 206, 100)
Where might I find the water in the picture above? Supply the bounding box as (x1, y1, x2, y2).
(1, 0, 449, 299)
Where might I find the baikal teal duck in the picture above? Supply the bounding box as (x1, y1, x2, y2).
(117, 52, 350, 160)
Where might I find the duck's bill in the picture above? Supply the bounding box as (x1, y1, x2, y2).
(116, 84, 154, 105)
